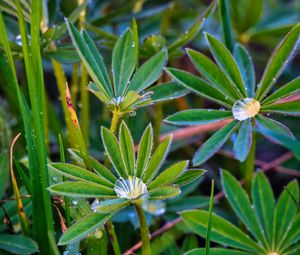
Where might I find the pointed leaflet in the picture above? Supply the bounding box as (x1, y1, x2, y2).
(143, 135, 173, 184)
(279, 213, 300, 251)
(148, 161, 189, 189)
(256, 23, 300, 100)
(49, 163, 113, 188)
(165, 109, 232, 126)
(221, 170, 268, 249)
(174, 169, 205, 187)
(261, 101, 300, 116)
(119, 122, 135, 176)
(59, 213, 112, 245)
(166, 68, 232, 108)
(233, 44, 256, 97)
(187, 48, 241, 100)
(136, 124, 153, 178)
(148, 81, 189, 103)
(233, 119, 252, 162)
(252, 172, 275, 244)
(149, 186, 181, 200)
(193, 121, 239, 166)
(66, 19, 113, 98)
(92, 198, 130, 214)
(273, 180, 299, 248)
(112, 29, 137, 97)
(181, 210, 264, 253)
(205, 33, 247, 97)
(0, 234, 38, 254)
(101, 127, 127, 178)
(48, 181, 115, 198)
(128, 50, 167, 92)
(262, 77, 300, 105)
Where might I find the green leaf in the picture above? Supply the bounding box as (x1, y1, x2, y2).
(166, 68, 232, 108)
(119, 91, 140, 112)
(165, 109, 232, 126)
(167, 1, 216, 53)
(187, 48, 241, 101)
(205, 33, 247, 97)
(112, 29, 137, 97)
(101, 127, 126, 178)
(279, 213, 300, 251)
(48, 181, 115, 198)
(233, 44, 256, 97)
(167, 195, 210, 212)
(255, 114, 293, 141)
(66, 19, 113, 98)
(255, 23, 300, 100)
(143, 135, 172, 184)
(252, 172, 275, 244)
(128, 50, 167, 92)
(148, 161, 189, 190)
(221, 170, 268, 248)
(149, 186, 181, 200)
(233, 119, 252, 162)
(136, 124, 153, 178)
(185, 248, 251, 255)
(262, 77, 300, 105)
(205, 180, 214, 255)
(59, 213, 112, 245)
(0, 234, 38, 254)
(173, 169, 206, 187)
(119, 122, 135, 176)
(49, 163, 113, 187)
(193, 120, 239, 166)
(92, 198, 130, 214)
(273, 180, 299, 248)
(261, 101, 300, 116)
(148, 81, 189, 103)
(218, 0, 234, 51)
(181, 210, 264, 253)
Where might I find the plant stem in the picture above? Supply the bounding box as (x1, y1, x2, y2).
(104, 109, 121, 255)
(242, 131, 256, 193)
(154, 102, 163, 149)
(135, 202, 151, 255)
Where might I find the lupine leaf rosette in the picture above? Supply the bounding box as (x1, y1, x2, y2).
(165, 23, 300, 166)
(182, 170, 300, 255)
(48, 122, 205, 245)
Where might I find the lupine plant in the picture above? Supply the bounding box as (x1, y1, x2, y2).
(182, 170, 300, 255)
(48, 122, 204, 254)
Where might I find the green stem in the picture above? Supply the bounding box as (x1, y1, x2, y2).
(242, 131, 256, 194)
(154, 102, 163, 149)
(135, 202, 151, 255)
(104, 109, 121, 255)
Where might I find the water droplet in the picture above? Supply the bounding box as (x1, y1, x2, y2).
(232, 98, 260, 121)
(72, 200, 78, 205)
(131, 42, 136, 47)
(114, 176, 148, 200)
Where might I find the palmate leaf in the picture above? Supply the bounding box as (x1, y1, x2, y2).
(128, 50, 167, 92)
(181, 210, 264, 253)
(165, 109, 232, 126)
(166, 68, 232, 108)
(205, 33, 247, 97)
(136, 124, 153, 178)
(233, 44, 256, 97)
(187, 48, 241, 101)
(101, 127, 127, 178)
(148, 81, 189, 103)
(251, 172, 275, 244)
(221, 170, 268, 249)
(255, 23, 300, 100)
(59, 213, 112, 245)
(148, 161, 189, 190)
(119, 122, 135, 176)
(273, 180, 299, 249)
(193, 120, 240, 166)
(49, 163, 113, 187)
(143, 135, 172, 184)
(233, 119, 252, 162)
(261, 101, 300, 116)
(185, 248, 251, 255)
(66, 19, 113, 98)
(48, 181, 115, 198)
(0, 234, 38, 254)
(112, 28, 137, 97)
(262, 77, 300, 105)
